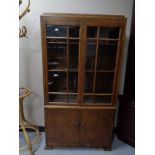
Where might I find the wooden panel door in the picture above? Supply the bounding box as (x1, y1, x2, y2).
(80, 110, 115, 148)
(45, 109, 79, 147)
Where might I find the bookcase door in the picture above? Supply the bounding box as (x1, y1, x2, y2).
(45, 24, 80, 104)
(83, 26, 121, 105)
(80, 110, 115, 147)
(45, 109, 79, 146)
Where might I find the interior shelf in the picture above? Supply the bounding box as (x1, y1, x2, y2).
(48, 92, 77, 95)
(87, 37, 119, 41)
(48, 69, 78, 72)
(46, 36, 80, 39)
(84, 93, 112, 96)
(85, 70, 115, 73)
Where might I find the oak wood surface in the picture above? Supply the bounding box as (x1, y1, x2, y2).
(41, 13, 126, 149)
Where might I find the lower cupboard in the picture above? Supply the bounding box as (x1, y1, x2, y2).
(45, 108, 116, 150)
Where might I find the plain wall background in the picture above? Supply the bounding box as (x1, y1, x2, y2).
(19, 0, 134, 126)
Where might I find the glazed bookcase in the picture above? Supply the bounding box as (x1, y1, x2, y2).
(41, 13, 126, 150)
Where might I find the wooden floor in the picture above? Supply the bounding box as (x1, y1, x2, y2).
(19, 132, 135, 155)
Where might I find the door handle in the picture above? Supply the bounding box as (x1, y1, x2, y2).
(75, 121, 78, 128)
(75, 120, 81, 129)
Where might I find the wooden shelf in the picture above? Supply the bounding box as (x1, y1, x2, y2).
(48, 69, 67, 72)
(48, 92, 77, 95)
(48, 69, 78, 72)
(47, 41, 79, 44)
(84, 93, 112, 96)
(85, 70, 115, 73)
(48, 57, 66, 59)
(46, 36, 79, 39)
(87, 37, 119, 41)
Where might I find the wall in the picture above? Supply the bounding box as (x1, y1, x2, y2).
(19, 0, 134, 126)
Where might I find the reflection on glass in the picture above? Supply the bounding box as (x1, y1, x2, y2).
(69, 40, 79, 69)
(85, 40, 96, 70)
(69, 26, 79, 38)
(68, 94, 77, 103)
(48, 58, 66, 70)
(68, 72, 78, 93)
(48, 72, 67, 92)
(95, 95, 111, 103)
(47, 42, 67, 57)
(99, 27, 120, 39)
(46, 25, 67, 37)
(47, 41, 67, 70)
(48, 94, 67, 102)
(87, 27, 97, 38)
(97, 40, 118, 70)
(84, 95, 94, 103)
(84, 72, 94, 93)
(95, 73, 114, 93)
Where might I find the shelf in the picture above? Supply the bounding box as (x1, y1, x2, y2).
(85, 70, 115, 73)
(86, 42, 118, 46)
(48, 69, 67, 72)
(48, 92, 77, 95)
(48, 69, 78, 72)
(83, 94, 112, 103)
(48, 93, 78, 103)
(87, 37, 119, 41)
(48, 102, 78, 105)
(47, 41, 67, 44)
(47, 42, 79, 45)
(46, 36, 79, 39)
(48, 57, 66, 59)
(84, 93, 112, 96)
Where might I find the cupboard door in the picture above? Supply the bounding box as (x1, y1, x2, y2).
(80, 110, 115, 148)
(45, 109, 79, 147)
(46, 25, 80, 104)
(83, 26, 120, 104)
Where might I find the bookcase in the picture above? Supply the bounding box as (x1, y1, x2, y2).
(41, 13, 126, 150)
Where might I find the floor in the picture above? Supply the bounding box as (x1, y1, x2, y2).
(19, 132, 135, 155)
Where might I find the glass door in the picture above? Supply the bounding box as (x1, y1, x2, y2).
(46, 24, 80, 104)
(84, 26, 120, 104)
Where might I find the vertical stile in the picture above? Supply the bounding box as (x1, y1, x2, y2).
(111, 28, 122, 105)
(92, 27, 100, 103)
(78, 23, 86, 104)
(66, 25, 69, 103)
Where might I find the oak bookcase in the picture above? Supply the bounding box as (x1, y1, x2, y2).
(40, 13, 126, 150)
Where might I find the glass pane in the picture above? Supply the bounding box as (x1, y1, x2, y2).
(46, 25, 67, 37)
(48, 94, 67, 102)
(69, 26, 79, 38)
(85, 40, 96, 70)
(95, 72, 114, 93)
(68, 72, 78, 93)
(48, 72, 67, 92)
(69, 39, 79, 69)
(47, 42, 67, 57)
(48, 58, 66, 70)
(99, 27, 120, 39)
(68, 94, 77, 103)
(95, 95, 111, 103)
(67, 26, 79, 103)
(97, 40, 118, 70)
(87, 27, 97, 38)
(84, 72, 94, 93)
(47, 39, 67, 70)
(84, 95, 94, 103)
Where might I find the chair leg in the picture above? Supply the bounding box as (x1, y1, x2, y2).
(20, 123, 33, 155)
